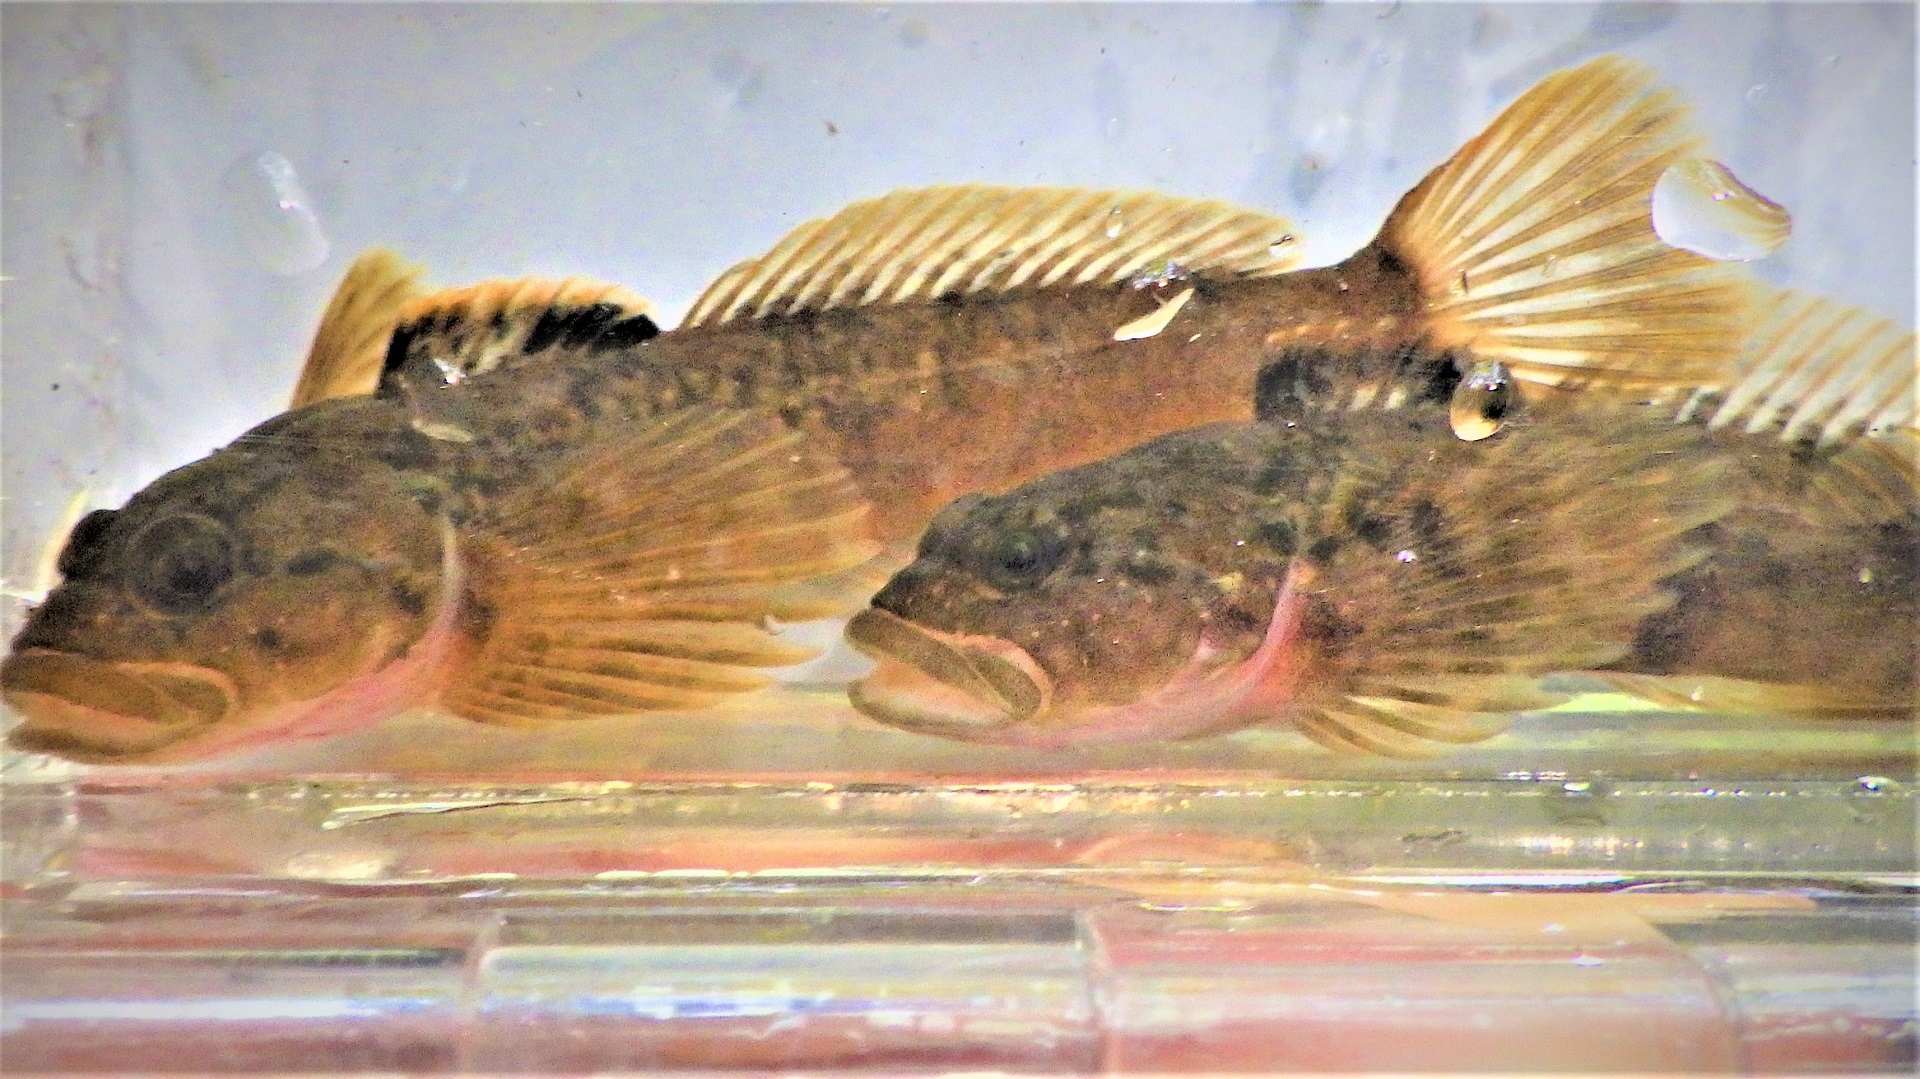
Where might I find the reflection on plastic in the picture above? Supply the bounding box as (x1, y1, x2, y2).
(220, 151, 331, 275)
(1651, 159, 1792, 261)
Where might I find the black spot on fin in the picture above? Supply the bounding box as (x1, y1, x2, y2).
(377, 278, 659, 398)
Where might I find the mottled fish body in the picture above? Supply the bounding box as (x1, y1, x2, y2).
(847, 288, 1918, 755)
(6, 57, 1757, 762)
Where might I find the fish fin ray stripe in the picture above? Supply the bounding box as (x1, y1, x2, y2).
(1291, 416, 1732, 754)
(1691, 285, 1917, 449)
(1376, 55, 1746, 390)
(291, 248, 431, 408)
(446, 407, 877, 726)
(1584, 673, 1917, 718)
(682, 184, 1301, 327)
(380, 277, 659, 394)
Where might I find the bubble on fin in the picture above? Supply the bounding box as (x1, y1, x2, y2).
(1104, 207, 1125, 239)
(1267, 234, 1296, 259)
(221, 151, 331, 275)
(1449, 360, 1514, 442)
(1650, 160, 1791, 262)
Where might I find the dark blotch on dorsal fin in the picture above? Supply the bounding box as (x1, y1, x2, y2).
(377, 278, 659, 398)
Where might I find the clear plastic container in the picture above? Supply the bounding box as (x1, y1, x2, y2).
(3, 4, 1914, 1072)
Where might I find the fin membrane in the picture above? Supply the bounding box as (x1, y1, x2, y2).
(1585, 673, 1916, 719)
(683, 184, 1301, 327)
(291, 248, 431, 407)
(380, 277, 660, 397)
(1678, 284, 1917, 449)
(1289, 413, 1735, 757)
(1376, 55, 1747, 391)
(443, 407, 879, 726)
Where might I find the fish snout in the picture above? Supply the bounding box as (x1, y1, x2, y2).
(845, 608, 1053, 740)
(1, 649, 237, 761)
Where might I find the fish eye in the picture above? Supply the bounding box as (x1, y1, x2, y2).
(126, 514, 237, 615)
(980, 527, 1066, 589)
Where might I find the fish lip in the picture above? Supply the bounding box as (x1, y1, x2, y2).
(1, 648, 237, 762)
(844, 608, 1053, 740)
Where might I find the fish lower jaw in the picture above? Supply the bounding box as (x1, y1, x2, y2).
(0, 650, 236, 762)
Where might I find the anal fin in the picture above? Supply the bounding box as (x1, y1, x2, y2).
(442, 407, 879, 726)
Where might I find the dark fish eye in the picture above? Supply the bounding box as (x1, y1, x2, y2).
(127, 513, 237, 615)
(56, 509, 120, 578)
(981, 526, 1066, 589)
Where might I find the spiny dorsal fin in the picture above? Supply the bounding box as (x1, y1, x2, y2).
(682, 184, 1302, 327)
(442, 407, 878, 726)
(290, 248, 431, 408)
(380, 277, 659, 396)
(1680, 284, 1916, 448)
(1376, 55, 1748, 391)
(1289, 414, 1735, 758)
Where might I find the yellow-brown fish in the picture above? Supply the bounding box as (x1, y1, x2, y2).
(845, 288, 1918, 755)
(3, 57, 1748, 762)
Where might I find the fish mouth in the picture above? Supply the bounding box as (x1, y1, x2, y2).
(1, 649, 238, 762)
(844, 608, 1054, 741)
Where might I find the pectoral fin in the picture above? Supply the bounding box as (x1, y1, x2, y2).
(443, 407, 878, 726)
(1286, 416, 1735, 757)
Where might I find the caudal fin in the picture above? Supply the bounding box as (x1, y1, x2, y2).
(1374, 55, 1747, 391)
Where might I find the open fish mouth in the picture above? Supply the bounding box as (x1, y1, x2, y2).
(844, 608, 1053, 740)
(1, 649, 237, 761)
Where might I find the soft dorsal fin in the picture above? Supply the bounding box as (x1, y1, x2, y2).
(1679, 284, 1916, 448)
(442, 407, 878, 726)
(1288, 414, 1734, 758)
(379, 277, 660, 396)
(290, 248, 430, 408)
(1375, 55, 1748, 391)
(682, 184, 1302, 327)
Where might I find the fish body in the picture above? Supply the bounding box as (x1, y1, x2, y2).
(5, 57, 1755, 762)
(847, 291, 1919, 755)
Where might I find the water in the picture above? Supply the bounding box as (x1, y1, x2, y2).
(1651, 159, 1793, 262)
(220, 151, 331, 276)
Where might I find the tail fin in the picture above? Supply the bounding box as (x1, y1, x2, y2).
(1375, 55, 1747, 391)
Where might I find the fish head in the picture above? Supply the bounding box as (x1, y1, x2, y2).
(4, 438, 454, 762)
(848, 427, 1305, 745)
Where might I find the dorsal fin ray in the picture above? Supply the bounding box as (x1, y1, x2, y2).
(682, 184, 1302, 327)
(290, 248, 431, 408)
(1677, 284, 1917, 448)
(1375, 55, 1749, 391)
(379, 277, 660, 396)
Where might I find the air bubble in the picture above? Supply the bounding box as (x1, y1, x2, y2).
(1857, 775, 1891, 792)
(1745, 84, 1767, 103)
(1394, 549, 1417, 564)
(1268, 234, 1296, 258)
(221, 151, 330, 275)
(1105, 207, 1125, 239)
(1651, 159, 1791, 262)
(1449, 360, 1513, 442)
